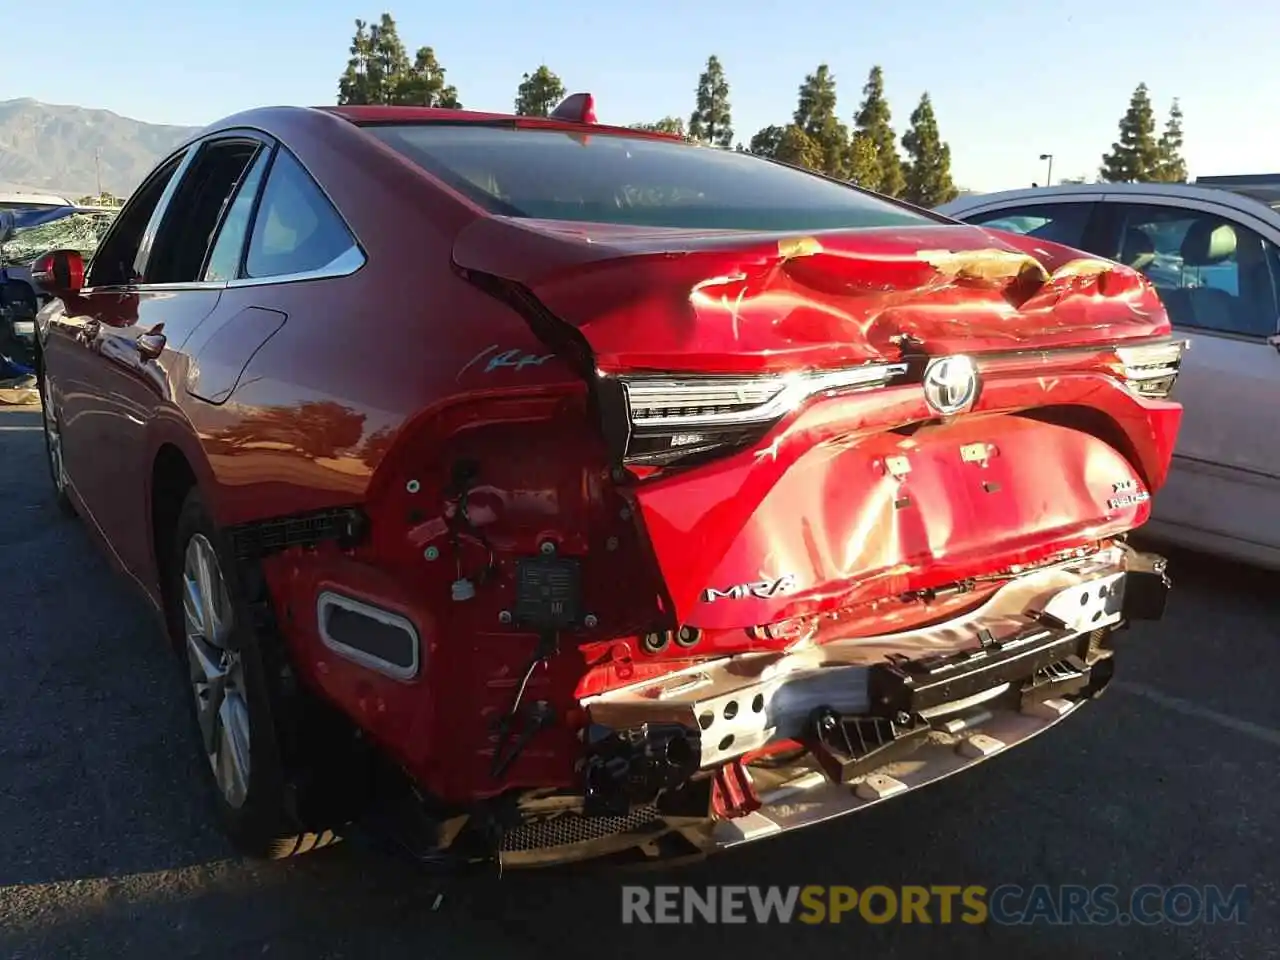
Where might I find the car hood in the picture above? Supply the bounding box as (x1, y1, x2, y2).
(7, 205, 82, 230)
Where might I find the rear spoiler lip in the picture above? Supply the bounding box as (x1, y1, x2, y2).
(451, 215, 1002, 290)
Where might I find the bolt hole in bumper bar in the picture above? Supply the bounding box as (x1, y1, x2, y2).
(499, 545, 1169, 867)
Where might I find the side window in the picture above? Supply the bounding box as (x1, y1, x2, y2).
(244, 149, 358, 279)
(145, 139, 263, 285)
(965, 202, 1095, 249)
(202, 148, 272, 282)
(1107, 203, 1280, 338)
(87, 151, 187, 287)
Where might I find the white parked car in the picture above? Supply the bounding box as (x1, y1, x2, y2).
(938, 182, 1280, 569)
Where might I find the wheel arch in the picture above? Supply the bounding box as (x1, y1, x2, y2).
(146, 419, 220, 644)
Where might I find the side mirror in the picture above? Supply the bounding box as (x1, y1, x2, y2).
(30, 249, 86, 297)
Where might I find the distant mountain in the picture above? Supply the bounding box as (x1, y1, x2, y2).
(0, 98, 202, 199)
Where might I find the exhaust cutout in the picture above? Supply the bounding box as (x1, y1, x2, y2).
(317, 591, 420, 680)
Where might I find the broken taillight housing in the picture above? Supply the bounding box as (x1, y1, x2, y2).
(1113, 339, 1187, 399)
(608, 363, 909, 467)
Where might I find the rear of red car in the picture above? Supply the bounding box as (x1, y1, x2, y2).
(317, 116, 1182, 866)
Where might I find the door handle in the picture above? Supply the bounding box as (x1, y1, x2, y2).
(136, 328, 167, 361)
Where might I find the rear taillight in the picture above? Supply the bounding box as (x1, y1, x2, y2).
(610, 363, 908, 467)
(1114, 340, 1187, 399)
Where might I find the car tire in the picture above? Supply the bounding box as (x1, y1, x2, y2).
(37, 368, 75, 517)
(167, 487, 343, 859)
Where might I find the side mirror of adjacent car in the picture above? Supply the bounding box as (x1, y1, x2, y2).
(30, 249, 86, 297)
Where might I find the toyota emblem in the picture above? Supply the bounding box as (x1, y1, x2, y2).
(922, 355, 979, 416)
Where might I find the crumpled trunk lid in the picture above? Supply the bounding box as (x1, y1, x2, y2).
(454, 216, 1180, 630)
(453, 216, 1169, 375)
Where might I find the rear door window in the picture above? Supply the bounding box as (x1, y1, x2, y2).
(1104, 202, 1280, 338)
(145, 138, 264, 285)
(202, 148, 271, 282)
(364, 123, 935, 232)
(963, 202, 1097, 249)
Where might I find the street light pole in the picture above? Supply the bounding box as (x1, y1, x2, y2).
(1039, 153, 1054, 186)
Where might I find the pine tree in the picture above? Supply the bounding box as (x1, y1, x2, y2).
(793, 65, 849, 178)
(337, 15, 460, 107)
(688, 55, 733, 148)
(748, 124, 785, 158)
(632, 117, 686, 137)
(846, 132, 880, 189)
(514, 65, 565, 117)
(1154, 99, 1188, 182)
(338, 17, 406, 104)
(901, 93, 958, 206)
(337, 19, 375, 105)
(794, 65, 838, 134)
(1100, 83, 1161, 182)
(370, 13, 410, 100)
(854, 66, 904, 197)
(394, 46, 460, 107)
(774, 125, 824, 171)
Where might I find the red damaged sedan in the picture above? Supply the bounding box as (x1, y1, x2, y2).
(29, 94, 1181, 869)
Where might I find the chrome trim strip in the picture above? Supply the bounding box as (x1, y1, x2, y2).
(86, 280, 230, 293)
(80, 245, 367, 295)
(226, 244, 367, 288)
(316, 590, 420, 681)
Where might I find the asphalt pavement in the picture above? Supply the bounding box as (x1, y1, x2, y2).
(1, 401, 1277, 959)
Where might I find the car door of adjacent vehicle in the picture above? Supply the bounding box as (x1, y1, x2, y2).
(950, 195, 1109, 252)
(71, 134, 272, 579)
(1094, 196, 1280, 560)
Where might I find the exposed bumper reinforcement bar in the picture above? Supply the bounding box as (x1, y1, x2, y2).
(581, 545, 1162, 769)
(495, 546, 1168, 868)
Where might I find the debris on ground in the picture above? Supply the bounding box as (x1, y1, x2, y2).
(0, 372, 38, 406)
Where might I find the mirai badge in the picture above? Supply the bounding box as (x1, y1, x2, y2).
(702, 574, 797, 603)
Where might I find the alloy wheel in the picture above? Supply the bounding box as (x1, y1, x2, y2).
(182, 533, 252, 809)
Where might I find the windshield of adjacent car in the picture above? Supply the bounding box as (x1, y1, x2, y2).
(363, 123, 935, 231)
(0, 207, 119, 265)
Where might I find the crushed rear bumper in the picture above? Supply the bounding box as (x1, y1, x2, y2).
(497, 544, 1169, 867)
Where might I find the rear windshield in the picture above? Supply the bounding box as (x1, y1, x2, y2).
(364, 124, 934, 232)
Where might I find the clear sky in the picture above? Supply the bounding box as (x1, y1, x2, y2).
(14, 0, 1280, 192)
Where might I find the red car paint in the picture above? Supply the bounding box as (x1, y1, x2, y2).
(32, 103, 1181, 812)
(453, 218, 1167, 374)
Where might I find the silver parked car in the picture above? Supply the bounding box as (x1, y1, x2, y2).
(938, 182, 1280, 569)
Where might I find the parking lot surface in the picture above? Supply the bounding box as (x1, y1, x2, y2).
(0, 402, 1276, 959)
